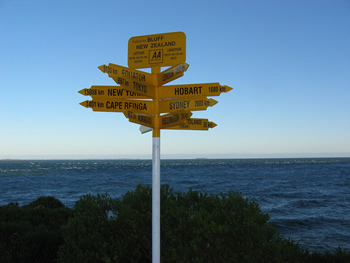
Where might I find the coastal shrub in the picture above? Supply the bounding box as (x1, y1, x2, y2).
(24, 195, 66, 209)
(58, 185, 308, 262)
(111, 184, 153, 262)
(307, 247, 350, 263)
(2, 188, 349, 262)
(57, 193, 120, 263)
(0, 197, 72, 263)
(159, 185, 309, 262)
(58, 187, 153, 263)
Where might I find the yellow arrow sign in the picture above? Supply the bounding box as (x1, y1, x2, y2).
(79, 99, 153, 114)
(78, 86, 148, 99)
(158, 63, 189, 86)
(160, 111, 193, 128)
(123, 111, 193, 129)
(159, 97, 218, 113)
(128, 32, 186, 69)
(99, 65, 156, 98)
(98, 63, 153, 85)
(111, 76, 155, 98)
(123, 111, 154, 128)
(159, 83, 232, 99)
(164, 118, 217, 130)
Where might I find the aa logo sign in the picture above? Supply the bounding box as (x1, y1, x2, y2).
(149, 49, 163, 64)
(128, 32, 186, 68)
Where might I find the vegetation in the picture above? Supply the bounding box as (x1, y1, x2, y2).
(0, 197, 72, 263)
(0, 185, 349, 262)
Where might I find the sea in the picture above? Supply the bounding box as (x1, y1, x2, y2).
(0, 158, 349, 252)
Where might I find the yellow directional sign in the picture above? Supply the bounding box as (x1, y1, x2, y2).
(128, 32, 186, 69)
(123, 110, 193, 129)
(159, 83, 233, 99)
(79, 86, 148, 99)
(159, 97, 218, 113)
(98, 63, 155, 98)
(165, 118, 217, 130)
(158, 63, 189, 86)
(99, 65, 156, 98)
(110, 76, 155, 99)
(80, 33, 233, 136)
(79, 99, 154, 114)
(124, 111, 154, 128)
(98, 63, 153, 85)
(160, 111, 193, 128)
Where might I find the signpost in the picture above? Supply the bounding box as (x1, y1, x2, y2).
(158, 83, 233, 99)
(80, 99, 154, 114)
(111, 75, 156, 98)
(79, 86, 147, 99)
(165, 118, 217, 130)
(128, 32, 186, 69)
(160, 111, 192, 128)
(99, 65, 156, 98)
(78, 32, 233, 263)
(98, 63, 154, 85)
(158, 63, 189, 86)
(123, 111, 155, 128)
(159, 97, 218, 113)
(124, 111, 193, 129)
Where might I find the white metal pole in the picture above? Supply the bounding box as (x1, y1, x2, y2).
(152, 136, 161, 262)
(152, 65, 161, 263)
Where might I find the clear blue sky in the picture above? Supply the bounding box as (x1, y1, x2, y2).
(1, 0, 349, 159)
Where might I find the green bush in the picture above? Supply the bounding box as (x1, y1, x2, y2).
(0, 197, 73, 263)
(2, 188, 349, 262)
(112, 184, 153, 262)
(58, 185, 309, 262)
(307, 247, 350, 263)
(24, 196, 66, 209)
(57, 193, 119, 263)
(58, 187, 153, 263)
(160, 185, 308, 262)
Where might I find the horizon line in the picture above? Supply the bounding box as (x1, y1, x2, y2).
(2, 154, 350, 161)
